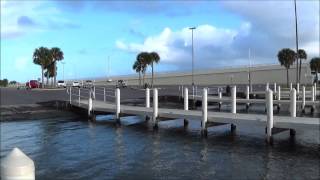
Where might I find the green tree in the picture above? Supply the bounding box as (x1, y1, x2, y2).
(310, 57, 320, 83)
(298, 49, 307, 83)
(33, 47, 51, 88)
(136, 52, 150, 86)
(277, 48, 296, 87)
(50, 47, 64, 87)
(133, 60, 142, 86)
(149, 52, 160, 87)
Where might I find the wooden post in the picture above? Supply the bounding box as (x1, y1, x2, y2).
(302, 86, 305, 110)
(231, 86, 237, 114)
(103, 88, 106, 102)
(266, 89, 273, 144)
(201, 88, 208, 136)
(290, 88, 296, 117)
(153, 88, 158, 129)
(115, 88, 120, 120)
(146, 88, 150, 108)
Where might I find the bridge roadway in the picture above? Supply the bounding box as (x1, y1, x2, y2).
(71, 99, 319, 131)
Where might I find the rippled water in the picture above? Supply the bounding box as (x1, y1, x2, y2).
(1, 115, 319, 180)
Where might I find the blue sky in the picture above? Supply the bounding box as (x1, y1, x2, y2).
(1, 0, 319, 82)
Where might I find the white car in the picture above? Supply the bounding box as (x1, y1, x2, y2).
(57, 80, 66, 88)
(72, 81, 80, 87)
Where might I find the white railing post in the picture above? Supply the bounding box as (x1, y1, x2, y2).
(266, 82, 269, 91)
(146, 88, 150, 108)
(184, 87, 189, 110)
(88, 89, 92, 117)
(153, 88, 158, 127)
(246, 85, 250, 108)
(116, 88, 120, 119)
(277, 86, 281, 101)
(78, 88, 80, 106)
(312, 85, 315, 102)
(290, 88, 296, 117)
(302, 86, 305, 110)
(69, 86, 72, 104)
(202, 88, 208, 135)
(103, 88, 106, 102)
(266, 89, 273, 144)
(1, 148, 35, 180)
(274, 82, 277, 93)
(231, 86, 237, 114)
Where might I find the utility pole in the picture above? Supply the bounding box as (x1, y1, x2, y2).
(189, 27, 196, 87)
(294, 0, 299, 85)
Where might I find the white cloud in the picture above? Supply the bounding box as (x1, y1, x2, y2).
(116, 23, 251, 67)
(14, 57, 29, 71)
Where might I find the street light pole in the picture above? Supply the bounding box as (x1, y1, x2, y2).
(189, 27, 196, 87)
(294, 0, 299, 85)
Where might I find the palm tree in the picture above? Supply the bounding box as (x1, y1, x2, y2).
(310, 57, 320, 83)
(132, 60, 142, 86)
(277, 48, 296, 87)
(298, 49, 307, 83)
(33, 47, 51, 88)
(50, 47, 64, 87)
(149, 52, 160, 87)
(137, 52, 150, 86)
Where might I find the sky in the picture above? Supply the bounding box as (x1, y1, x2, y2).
(1, 0, 319, 82)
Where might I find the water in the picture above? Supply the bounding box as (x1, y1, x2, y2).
(1, 115, 319, 179)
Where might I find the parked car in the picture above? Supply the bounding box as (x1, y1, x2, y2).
(84, 80, 93, 88)
(116, 80, 127, 88)
(26, 80, 39, 89)
(72, 81, 80, 87)
(57, 80, 66, 88)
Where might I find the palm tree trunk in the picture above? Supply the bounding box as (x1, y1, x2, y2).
(139, 72, 141, 87)
(286, 68, 289, 88)
(298, 59, 302, 83)
(41, 66, 44, 88)
(53, 62, 56, 87)
(151, 62, 154, 88)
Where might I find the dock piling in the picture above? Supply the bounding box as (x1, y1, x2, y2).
(302, 86, 305, 111)
(103, 88, 106, 102)
(153, 88, 158, 129)
(312, 85, 315, 102)
(201, 88, 208, 136)
(184, 87, 189, 111)
(266, 83, 269, 91)
(146, 88, 150, 108)
(231, 86, 237, 114)
(290, 83, 293, 90)
(69, 86, 72, 104)
(218, 89, 222, 110)
(116, 88, 120, 121)
(266, 89, 273, 144)
(274, 82, 277, 93)
(88, 89, 93, 118)
(290, 88, 296, 117)
(78, 88, 81, 106)
(277, 85, 281, 111)
(246, 85, 250, 110)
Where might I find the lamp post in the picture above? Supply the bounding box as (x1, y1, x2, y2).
(61, 62, 65, 81)
(189, 27, 196, 87)
(294, 0, 299, 85)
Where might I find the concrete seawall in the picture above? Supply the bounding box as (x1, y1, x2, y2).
(92, 63, 315, 86)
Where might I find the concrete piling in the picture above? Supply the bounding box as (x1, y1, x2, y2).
(153, 88, 158, 129)
(201, 88, 208, 136)
(266, 89, 273, 144)
(146, 88, 150, 108)
(290, 88, 296, 117)
(116, 88, 120, 120)
(1, 148, 35, 180)
(231, 86, 237, 114)
(184, 87, 189, 111)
